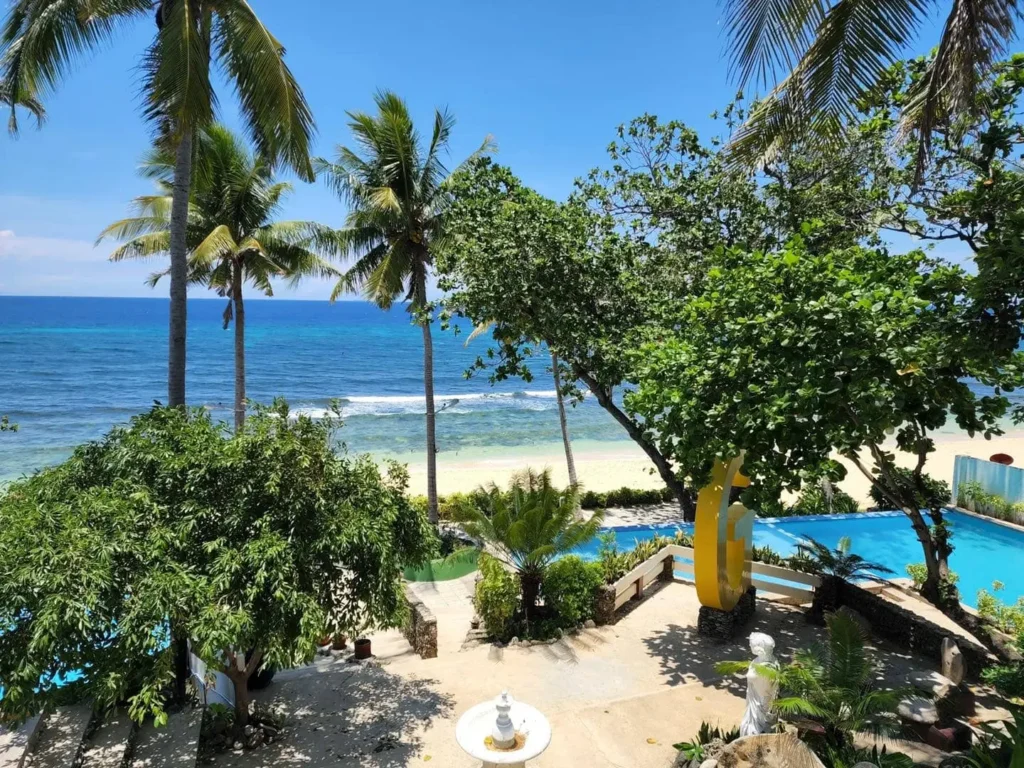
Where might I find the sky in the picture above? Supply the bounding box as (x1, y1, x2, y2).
(0, 0, 960, 299)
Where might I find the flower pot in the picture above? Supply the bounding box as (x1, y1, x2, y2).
(354, 638, 372, 660)
(332, 634, 348, 651)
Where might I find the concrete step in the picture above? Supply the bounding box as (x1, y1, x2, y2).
(81, 711, 134, 768)
(130, 708, 201, 768)
(0, 715, 43, 768)
(25, 705, 93, 768)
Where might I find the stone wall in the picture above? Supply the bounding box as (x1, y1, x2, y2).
(402, 588, 438, 659)
(833, 580, 991, 679)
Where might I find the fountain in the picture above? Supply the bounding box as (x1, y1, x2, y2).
(455, 690, 551, 767)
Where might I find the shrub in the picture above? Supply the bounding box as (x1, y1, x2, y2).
(673, 721, 740, 763)
(579, 486, 675, 509)
(542, 556, 603, 627)
(474, 555, 519, 639)
(958, 480, 1024, 525)
(751, 544, 786, 566)
(598, 530, 693, 584)
(790, 481, 860, 515)
(868, 467, 950, 509)
(906, 562, 959, 592)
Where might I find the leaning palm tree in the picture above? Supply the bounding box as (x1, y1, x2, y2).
(1, 0, 314, 412)
(0, 76, 43, 132)
(100, 125, 337, 431)
(453, 469, 604, 620)
(796, 536, 895, 581)
(721, 0, 1021, 176)
(315, 90, 493, 524)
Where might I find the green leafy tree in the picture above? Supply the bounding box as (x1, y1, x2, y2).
(721, 0, 1022, 176)
(99, 125, 338, 430)
(625, 238, 1023, 630)
(453, 469, 603, 620)
(0, 403, 432, 729)
(314, 90, 492, 525)
(1, 0, 314, 413)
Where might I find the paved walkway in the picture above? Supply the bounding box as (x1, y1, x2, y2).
(220, 581, 976, 768)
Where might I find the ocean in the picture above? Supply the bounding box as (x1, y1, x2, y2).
(0, 296, 626, 482)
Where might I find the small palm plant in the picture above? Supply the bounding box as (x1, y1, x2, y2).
(797, 536, 894, 581)
(718, 610, 908, 755)
(453, 469, 603, 620)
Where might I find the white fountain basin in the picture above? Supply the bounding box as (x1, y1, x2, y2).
(455, 697, 552, 764)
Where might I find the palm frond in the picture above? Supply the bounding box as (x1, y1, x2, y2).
(0, 72, 44, 133)
(107, 232, 171, 262)
(721, 0, 827, 87)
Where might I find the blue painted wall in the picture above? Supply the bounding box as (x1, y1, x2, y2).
(953, 455, 1024, 504)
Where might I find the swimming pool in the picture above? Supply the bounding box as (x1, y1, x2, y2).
(572, 510, 1024, 608)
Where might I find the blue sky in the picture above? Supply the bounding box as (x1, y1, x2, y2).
(0, 0, 960, 298)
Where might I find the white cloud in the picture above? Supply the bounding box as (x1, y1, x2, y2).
(0, 230, 14, 238)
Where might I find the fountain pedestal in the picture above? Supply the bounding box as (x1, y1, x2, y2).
(455, 690, 551, 768)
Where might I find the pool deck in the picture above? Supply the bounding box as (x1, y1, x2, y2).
(213, 580, 1008, 768)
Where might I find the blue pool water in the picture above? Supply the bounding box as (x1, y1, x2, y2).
(574, 510, 1024, 608)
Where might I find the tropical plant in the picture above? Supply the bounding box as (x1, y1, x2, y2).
(0, 75, 42, 132)
(1, 0, 314, 413)
(720, 0, 1022, 175)
(791, 480, 860, 515)
(99, 124, 338, 430)
(474, 554, 520, 639)
(796, 536, 894, 581)
(541, 556, 603, 627)
(718, 610, 908, 756)
(673, 721, 741, 763)
(940, 706, 1024, 768)
(453, 468, 603, 619)
(315, 90, 492, 525)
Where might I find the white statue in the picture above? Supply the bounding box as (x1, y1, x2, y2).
(740, 632, 779, 737)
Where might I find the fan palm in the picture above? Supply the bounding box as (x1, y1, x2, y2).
(0, 76, 42, 132)
(1, 0, 314, 411)
(314, 90, 493, 524)
(453, 468, 603, 619)
(99, 124, 337, 431)
(797, 535, 895, 580)
(718, 610, 908, 754)
(721, 0, 1022, 176)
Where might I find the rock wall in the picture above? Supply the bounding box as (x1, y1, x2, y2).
(402, 588, 438, 659)
(697, 587, 757, 642)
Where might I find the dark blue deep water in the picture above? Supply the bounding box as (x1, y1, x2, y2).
(0, 296, 627, 480)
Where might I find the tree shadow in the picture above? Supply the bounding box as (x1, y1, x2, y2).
(213, 660, 453, 768)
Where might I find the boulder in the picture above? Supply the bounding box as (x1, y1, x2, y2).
(699, 733, 825, 768)
(897, 697, 939, 725)
(941, 638, 965, 685)
(908, 670, 955, 701)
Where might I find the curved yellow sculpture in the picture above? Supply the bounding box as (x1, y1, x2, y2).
(694, 454, 754, 610)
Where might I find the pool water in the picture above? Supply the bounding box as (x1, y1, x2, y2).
(573, 510, 1024, 608)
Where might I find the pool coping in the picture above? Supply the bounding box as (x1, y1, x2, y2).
(952, 504, 1024, 534)
(601, 509, 906, 532)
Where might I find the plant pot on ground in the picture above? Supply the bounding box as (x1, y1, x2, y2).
(245, 648, 276, 690)
(354, 638, 371, 659)
(332, 634, 348, 650)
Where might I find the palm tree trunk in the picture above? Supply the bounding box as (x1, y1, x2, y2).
(168, 129, 192, 408)
(232, 264, 246, 432)
(550, 350, 577, 487)
(167, 128, 192, 706)
(415, 268, 439, 524)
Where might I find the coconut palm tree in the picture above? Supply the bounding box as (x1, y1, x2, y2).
(1, 0, 314, 412)
(315, 90, 493, 524)
(0, 76, 43, 132)
(453, 469, 604, 620)
(100, 125, 337, 431)
(796, 536, 895, 581)
(721, 0, 1022, 175)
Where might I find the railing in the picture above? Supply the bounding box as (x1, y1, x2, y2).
(606, 544, 822, 613)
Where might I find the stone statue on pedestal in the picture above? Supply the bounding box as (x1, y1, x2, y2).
(740, 632, 779, 737)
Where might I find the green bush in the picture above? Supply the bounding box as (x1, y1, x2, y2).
(868, 467, 950, 509)
(597, 530, 693, 584)
(542, 556, 603, 627)
(957, 480, 1024, 525)
(474, 555, 520, 639)
(790, 482, 860, 515)
(579, 486, 675, 509)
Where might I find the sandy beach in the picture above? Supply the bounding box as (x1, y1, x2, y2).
(389, 431, 1024, 506)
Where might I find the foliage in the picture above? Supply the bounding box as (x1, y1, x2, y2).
(790, 481, 860, 516)
(867, 468, 950, 510)
(718, 611, 907, 755)
(0, 402, 432, 725)
(0, 75, 43, 133)
(596, 530, 693, 584)
(541, 556, 603, 628)
(579, 486, 675, 510)
(453, 469, 602, 619)
(958, 481, 1024, 526)
(672, 721, 740, 763)
(940, 706, 1024, 768)
(795, 537, 894, 581)
(474, 555, 520, 640)
(976, 583, 1024, 697)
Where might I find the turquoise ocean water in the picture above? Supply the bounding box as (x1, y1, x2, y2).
(0, 296, 628, 481)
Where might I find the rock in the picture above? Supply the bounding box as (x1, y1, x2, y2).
(509, 637, 520, 647)
(232, 741, 244, 751)
(908, 670, 955, 701)
(851, 763, 879, 768)
(897, 696, 939, 725)
(701, 733, 825, 768)
(245, 729, 264, 750)
(699, 760, 718, 768)
(584, 619, 596, 629)
(941, 637, 966, 685)
(926, 725, 957, 751)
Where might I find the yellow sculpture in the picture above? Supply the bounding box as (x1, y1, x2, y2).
(694, 454, 754, 610)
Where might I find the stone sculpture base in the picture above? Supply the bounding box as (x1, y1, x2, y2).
(697, 586, 756, 641)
